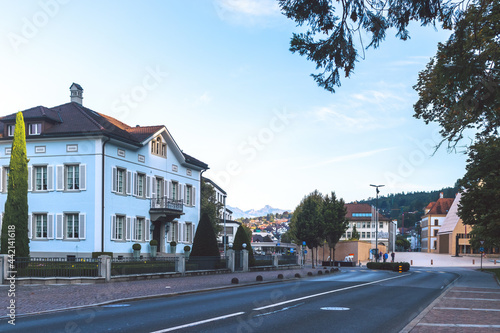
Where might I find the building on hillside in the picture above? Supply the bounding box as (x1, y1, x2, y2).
(0, 84, 208, 258)
(420, 193, 454, 253)
(341, 203, 393, 251)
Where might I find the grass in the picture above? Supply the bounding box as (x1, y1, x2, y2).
(483, 268, 500, 280)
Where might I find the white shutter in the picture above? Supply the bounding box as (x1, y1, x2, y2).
(28, 214, 32, 239)
(146, 175, 151, 198)
(152, 177, 157, 198)
(145, 219, 150, 242)
(184, 185, 187, 205)
(192, 186, 196, 206)
(126, 170, 132, 195)
(47, 214, 54, 239)
(47, 165, 54, 191)
(79, 213, 86, 239)
(131, 217, 136, 241)
(27, 166, 32, 192)
(179, 183, 183, 202)
(111, 167, 117, 193)
(56, 165, 64, 191)
(111, 215, 117, 240)
(164, 180, 168, 200)
(56, 214, 63, 239)
(79, 164, 86, 191)
(126, 216, 131, 241)
(133, 172, 138, 196)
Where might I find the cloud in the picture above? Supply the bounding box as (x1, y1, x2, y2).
(299, 147, 394, 170)
(214, 0, 281, 26)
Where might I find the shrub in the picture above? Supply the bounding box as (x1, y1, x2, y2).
(366, 262, 410, 272)
(132, 243, 141, 251)
(149, 240, 158, 246)
(233, 225, 256, 266)
(191, 213, 220, 257)
(184, 245, 191, 252)
(92, 252, 113, 259)
(170, 241, 177, 247)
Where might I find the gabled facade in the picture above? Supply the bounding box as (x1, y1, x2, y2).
(420, 193, 454, 253)
(0, 84, 208, 258)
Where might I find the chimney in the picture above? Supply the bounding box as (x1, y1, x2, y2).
(69, 83, 83, 105)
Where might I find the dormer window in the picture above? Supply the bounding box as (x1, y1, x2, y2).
(7, 125, 15, 137)
(151, 136, 166, 157)
(29, 123, 42, 135)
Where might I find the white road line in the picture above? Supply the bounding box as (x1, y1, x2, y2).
(449, 290, 500, 294)
(149, 312, 245, 332)
(417, 323, 500, 328)
(444, 297, 500, 301)
(252, 274, 409, 311)
(434, 307, 500, 312)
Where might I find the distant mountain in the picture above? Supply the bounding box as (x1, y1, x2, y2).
(227, 205, 289, 219)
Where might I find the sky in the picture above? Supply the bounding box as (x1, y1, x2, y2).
(0, 0, 469, 211)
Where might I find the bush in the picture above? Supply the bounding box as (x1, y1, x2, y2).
(132, 243, 141, 251)
(366, 262, 410, 272)
(92, 252, 113, 259)
(184, 245, 191, 252)
(149, 240, 158, 246)
(170, 241, 177, 247)
(191, 213, 220, 257)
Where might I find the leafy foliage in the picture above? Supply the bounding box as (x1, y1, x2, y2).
(458, 137, 500, 248)
(414, 0, 500, 148)
(1, 112, 29, 257)
(200, 179, 224, 234)
(191, 213, 220, 257)
(279, 0, 463, 92)
(232, 225, 255, 266)
(350, 224, 360, 240)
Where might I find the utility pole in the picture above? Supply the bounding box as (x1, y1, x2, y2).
(370, 184, 384, 261)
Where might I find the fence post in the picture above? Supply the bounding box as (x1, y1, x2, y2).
(177, 255, 185, 275)
(98, 255, 111, 282)
(0, 254, 7, 284)
(273, 255, 279, 268)
(227, 250, 235, 272)
(242, 250, 249, 272)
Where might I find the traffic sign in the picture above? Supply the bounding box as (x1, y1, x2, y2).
(304, 250, 307, 254)
(479, 247, 485, 253)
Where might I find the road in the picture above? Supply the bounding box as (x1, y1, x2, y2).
(1, 268, 457, 333)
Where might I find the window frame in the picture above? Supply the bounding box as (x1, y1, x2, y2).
(29, 123, 42, 135)
(114, 215, 125, 241)
(134, 217, 145, 242)
(34, 213, 48, 239)
(7, 125, 15, 137)
(65, 213, 79, 239)
(137, 173, 145, 198)
(65, 164, 80, 191)
(34, 165, 48, 191)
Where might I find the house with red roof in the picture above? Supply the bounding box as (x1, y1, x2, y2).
(420, 193, 454, 253)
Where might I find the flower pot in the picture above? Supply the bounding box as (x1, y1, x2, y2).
(184, 250, 190, 258)
(133, 249, 140, 259)
(150, 245, 157, 258)
(170, 245, 177, 254)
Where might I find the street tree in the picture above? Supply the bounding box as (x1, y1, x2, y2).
(458, 137, 500, 249)
(322, 192, 348, 262)
(290, 190, 324, 267)
(200, 179, 223, 234)
(1, 112, 29, 257)
(350, 225, 360, 240)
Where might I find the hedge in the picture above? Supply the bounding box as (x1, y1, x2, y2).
(366, 262, 410, 272)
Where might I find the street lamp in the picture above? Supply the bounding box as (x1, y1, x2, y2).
(370, 184, 384, 262)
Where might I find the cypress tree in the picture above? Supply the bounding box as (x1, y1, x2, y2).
(190, 213, 220, 257)
(1, 112, 30, 257)
(233, 225, 255, 266)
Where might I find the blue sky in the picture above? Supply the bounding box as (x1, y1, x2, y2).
(0, 0, 468, 211)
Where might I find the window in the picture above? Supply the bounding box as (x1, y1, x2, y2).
(372, 222, 375, 228)
(35, 214, 48, 238)
(7, 125, 15, 137)
(362, 222, 366, 228)
(352, 213, 372, 217)
(356, 222, 361, 228)
(156, 177, 163, 199)
(168, 221, 178, 242)
(113, 215, 125, 241)
(134, 217, 144, 241)
(171, 182, 178, 200)
(117, 168, 125, 193)
(362, 232, 366, 238)
(434, 229, 438, 237)
(224, 226, 233, 235)
(34, 166, 48, 191)
(379, 222, 383, 229)
(346, 232, 351, 238)
(151, 136, 166, 157)
(29, 123, 42, 135)
(66, 165, 79, 190)
(66, 214, 79, 239)
(184, 185, 195, 206)
(434, 240, 437, 249)
(185, 222, 193, 243)
(112, 167, 131, 195)
(137, 173, 145, 197)
(434, 219, 439, 226)
(2, 167, 9, 193)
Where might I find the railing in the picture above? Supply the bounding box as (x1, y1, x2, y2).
(150, 197, 183, 211)
(186, 256, 228, 271)
(15, 257, 101, 278)
(253, 255, 274, 267)
(111, 257, 178, 276)
(278, 254, 298, 265)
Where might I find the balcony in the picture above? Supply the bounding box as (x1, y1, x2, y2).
(150, 197, 184, 222)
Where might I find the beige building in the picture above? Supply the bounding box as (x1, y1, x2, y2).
(437, 192, 472, 254)
(420, 194, 454, 253)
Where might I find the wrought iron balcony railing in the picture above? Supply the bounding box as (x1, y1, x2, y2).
(150, 197, 183, 212)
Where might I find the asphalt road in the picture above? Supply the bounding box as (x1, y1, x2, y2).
(0, 268, 458, 333)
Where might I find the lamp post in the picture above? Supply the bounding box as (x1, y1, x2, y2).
(370, 184, 384, 262)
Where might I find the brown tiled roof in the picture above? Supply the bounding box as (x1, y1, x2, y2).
(125, 125, 164, 142)
(345, 203, 390, 221)
(425, 198, 455, 215)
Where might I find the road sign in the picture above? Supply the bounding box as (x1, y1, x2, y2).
(479, 247, 485, 253)
(304, 250, 308, 254)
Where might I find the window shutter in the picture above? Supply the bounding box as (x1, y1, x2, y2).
(47, 214, 54, 239)
(28, 214, 32, 239)
(146, 175, 151, 198)
(79, 213, 86, 239)
(145, 219, 150, 242)
(133, 172, 138, 196)
(126, 216, 131, 241)
(27, 166, 32, 192)
(56, 214, 63, 239)
(183, 185, 187, 205)
(56, 165, 64, 191)
(126, 170, 132, 195)
(164, 180, 168, 200)
(131, 217, 136, 241)
(111, 215, 117, 240)
(192, 186, 196, 206)
(79, 164, 86, 191)
(47, 165, 54, 191)
(111, 167, 117, 193)
(152, 177, 157, 195)
(179, 183, 183, 202)
(168, 181, 173, 199)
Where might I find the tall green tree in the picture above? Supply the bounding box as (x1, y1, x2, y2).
(458, 137, 500, 249)
(200, 179, 223, 234)
(1, 112, 29, 257)
(190, 213, 220, 257)
(323, 192, 349, 261)
(350, 225, 360, 240)
(290, 190, 324, 267)
(232, 225, 256, 266)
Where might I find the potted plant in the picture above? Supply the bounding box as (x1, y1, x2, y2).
(149, 239, 158, 258)
(132, 243, 141, 259)
(184, 245, 191, 258)
(170, 241, 177, 253)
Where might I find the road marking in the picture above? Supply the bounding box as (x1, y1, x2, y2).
(255, 303, 304, 317)
(253, 274, 409, 311)
(449, 290, 500, 294)
(321, 307, 350, 311)
(101, 304, 131, 308)
(444, 297, 500, 301)
(435, 307, 500, 312)
(417, 323, 500, 328)
(149, 312, 245, 332)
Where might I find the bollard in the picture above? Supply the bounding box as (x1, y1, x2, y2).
(473, 259, 475, 265)
(411, 260, 413, 265)
(399, 265, 402, 274)
(431, 259, 433, 265)
(495, 260, 497, 265)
